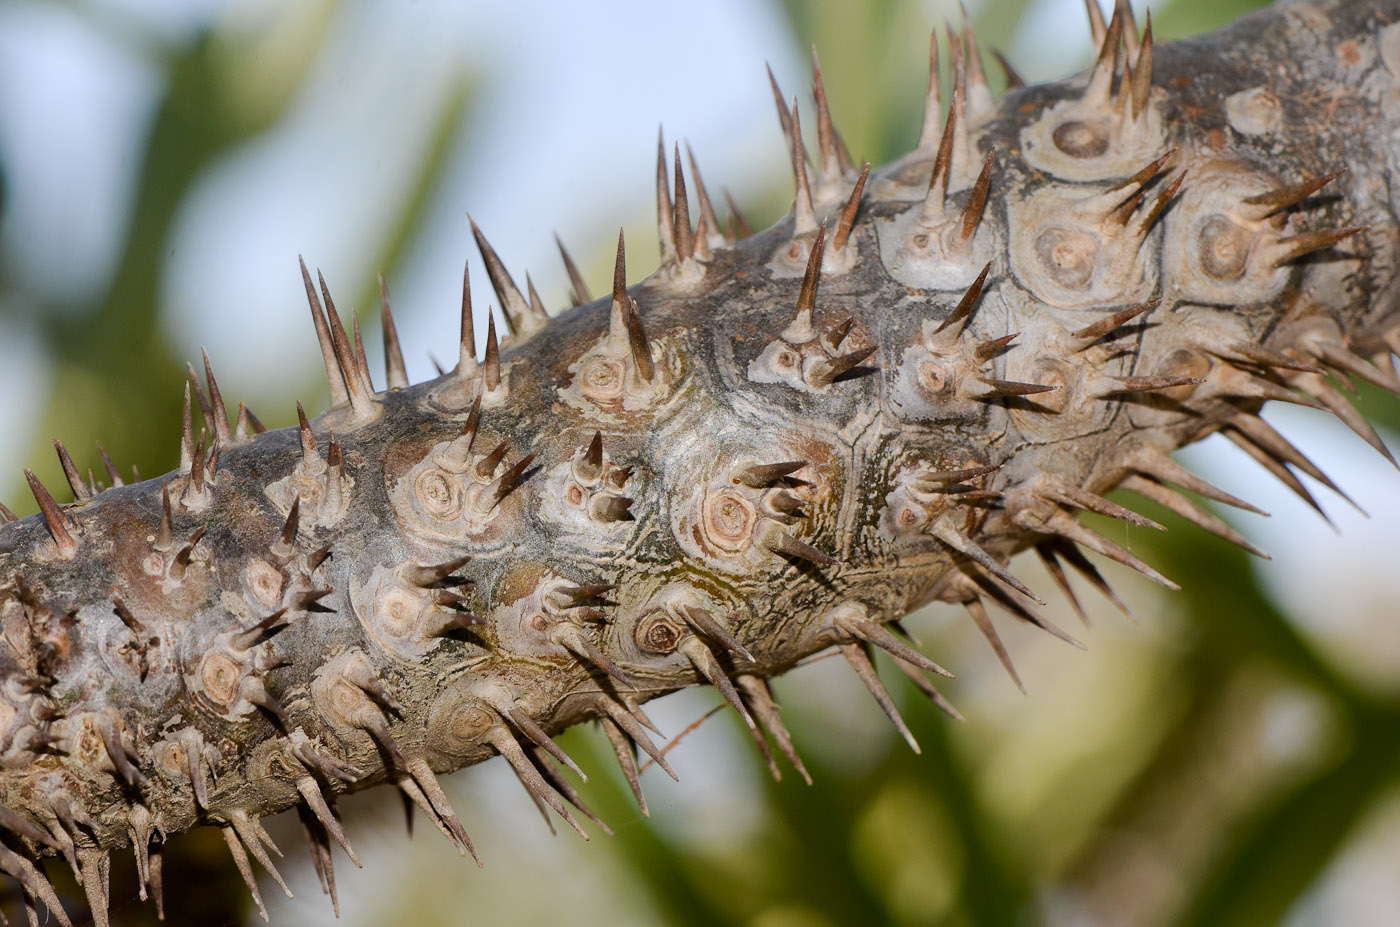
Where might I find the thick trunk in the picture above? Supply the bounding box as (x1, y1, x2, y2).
(2, 1, 1399, 923)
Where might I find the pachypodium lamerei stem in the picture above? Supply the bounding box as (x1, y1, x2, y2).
(3, 1, 1400, 923)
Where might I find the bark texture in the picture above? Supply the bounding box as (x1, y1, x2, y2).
(3, 1, 1400, 923)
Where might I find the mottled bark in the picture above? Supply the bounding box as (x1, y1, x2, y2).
(3, 1, 1400, 923)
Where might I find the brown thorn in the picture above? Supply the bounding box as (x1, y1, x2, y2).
(810, 46, 842, 179)
(992, 49, 1025, 89)
(180, 382, 194, 474)
(554, 233, 592, 306)
(475, 440, 509, 480)
(723, 187, 753, 238)
(553, 622, 633, 689)
(1084, 0, 1107, 45)
(1046, 482, 1164, 530)
(795, 220, 828, 322)
(960, 148, 995, 242)
(679, 605, 754, 662)
(599, 717, 650, 815)
(655, 128, 676, 263)
(762, 524, 839, 567)
(735, 460, 807, 488)
(916, 29, 943, 150)
(735, 675, 812, 784)
(488, 724, 589, 839)
(317, 270, 372, 413)
(1103, 374, 1205, 394)
(1228, 413, 1357, 508)
(965, 595, 1024, 692)
(1140, 170, 1187, 233)
(930, 519, 1044, 603)
(1121, 474, 1268, 559)
(484, 313, 501, 392)
(1045, 510, 1180, 589)
(926, 89, 961, 217)
(810, 343, 878, 387)
(25, 470, 78, 558)
(838, 613, 952, 678)
(672, 143, 694, 261)
(973, 333, 1017, 364)
(404, 555, 472, 588)
(1036, 544, 1093, 629)
(789, 97, 816, 230)
(191, 353, 230, 447)
(679, 636, 755, 729)
(1243, 169, 1346, 218)
(95, 442, 123, 488)
(1129, 11, 1153, 118)
(684, 143, 722, 247)
(914, 463, 1002, 486)
(840, 641, 920, 752)
(52, 440, 90, 503)
(295, 401, 318, 466)
(975, 377, 1059, 397)
(936, 261, 993, 335)
(503, 705, 586, 780)
(378, 276, 409, 390)
(300, 257, 348, 407)
(468, 215, 533, 334)
(625, 299, 655, 383)
(526, 273, 548, 323)
(832, 163, 871, 253)
(156, 482, 174, 551)
(1072, 299, 1159, 343)
(486, 452, 536, 512)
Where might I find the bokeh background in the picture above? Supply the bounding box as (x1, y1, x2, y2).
(2, 0, 1399, 924)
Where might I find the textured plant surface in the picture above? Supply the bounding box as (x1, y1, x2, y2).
(3, 0, 1400, 923)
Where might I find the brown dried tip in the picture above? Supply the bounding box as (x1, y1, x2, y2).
(405, 555, 473, 588)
